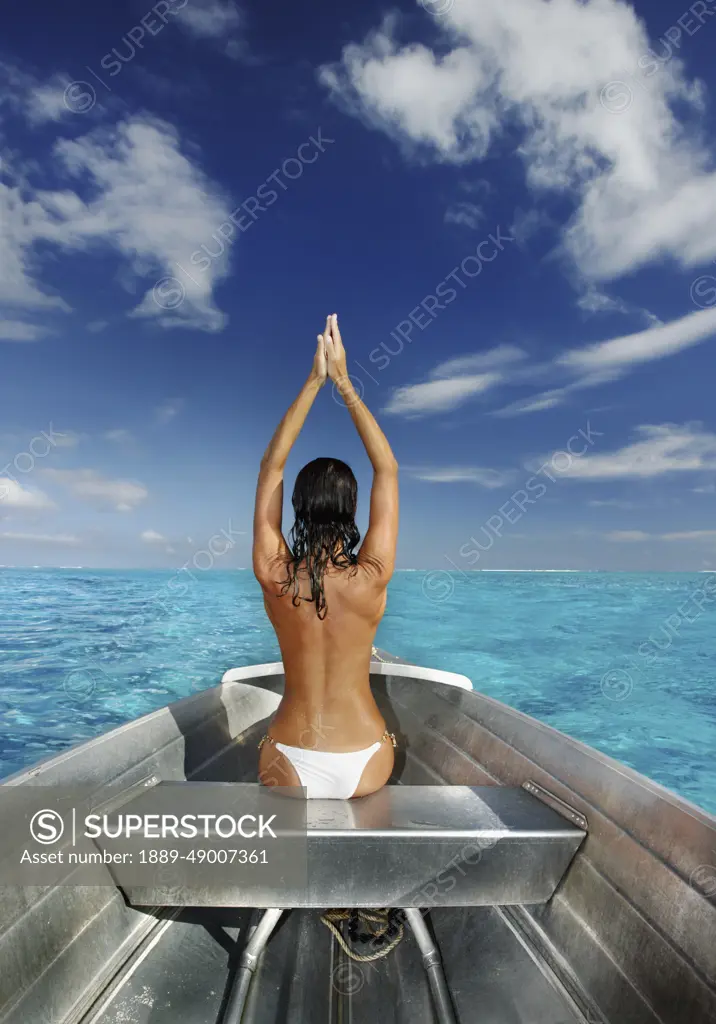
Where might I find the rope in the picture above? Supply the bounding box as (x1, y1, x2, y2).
(320, 909, 405, 962)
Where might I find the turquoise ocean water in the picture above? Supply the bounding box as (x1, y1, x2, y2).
(0, 568, 714, 813)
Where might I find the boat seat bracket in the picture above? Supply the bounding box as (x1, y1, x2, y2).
(522, 780, 589, 831)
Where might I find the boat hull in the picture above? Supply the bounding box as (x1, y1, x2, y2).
(0, 654, 713, 1024)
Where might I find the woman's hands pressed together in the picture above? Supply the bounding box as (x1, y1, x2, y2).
(325, 313, 348, 384)
(311, 315, 330, 387)
(312, 313, 349, 392)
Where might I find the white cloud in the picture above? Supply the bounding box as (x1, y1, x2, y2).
(52, 430, 81, 448)
(175, 0, 242, 37)
(577, 287, 626, 317)
(493, 389, 568, 418)
(510, 207, 554, 247)
(576, 288, 663, 330)
(385, 373, 499, 416)
(385, 345, 524, 417)
(0, 111, 234, 334)
(320, 16, 493, 162)
(661, 530, 716, 541)
(0, 478, 55, 510)
(0, 321, 50, 342)
(104, 429, 132, 443)
(43, 469, 148, 511)
(606, 528, 716, 543)
(156, 398, 184, 424)
(24, 74, 75, 125)
(445, 201, 484, 229)
(141, 529, 167, 544)
(556, 424, 716, 481)
(0, 62, 75, 125)
(87, 320, 108, 333)
(0, 178, 74, 314)
(430, 346, 526, 377)
(174, 0, 252, 60)
(320, 0, 716, 281)
(54, 118, 232, 331)
(559, 307, 716, 377)
(588, 499, 635, 509)
(0, 531, 80, 545)
(409, 466, 514, 488)
(606, 530, 651, 542)
(493, 307, 716, 416)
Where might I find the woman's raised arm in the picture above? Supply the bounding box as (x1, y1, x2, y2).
(326, 314, 399, 581)
(252, 320, 329, 583)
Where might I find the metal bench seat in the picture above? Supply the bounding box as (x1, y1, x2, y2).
(108, 783, 585, 1024)
(118, 783, 585, 909)
(104, 782, 581, 1024)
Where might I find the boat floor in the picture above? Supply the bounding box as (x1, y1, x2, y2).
(91, 905, 585, 1024)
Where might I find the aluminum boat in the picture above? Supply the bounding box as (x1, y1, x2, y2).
(1, 650, 714, 1024)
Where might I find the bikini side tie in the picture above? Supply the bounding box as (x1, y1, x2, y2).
(258, 729, 397, 751)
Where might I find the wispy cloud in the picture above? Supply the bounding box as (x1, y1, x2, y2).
(493, 308, 716, 416)
(510, 207, 554, 248)
(407, 466, 514, 488)
(662, 530, 716, 541)
(104, 429, 133, 443)
(559, 307, 716, 377)
(24, 73, 76, 125)
(554, 424, 716, 481)
(384, 345, 525, 417)
(607, 529, 716, 543)
(605, 530, 651, 542)
(445, 201, 484, 230)
(0, 321, 51, 342)
(429, 346, 527, 377)
(174, 0, 242, 38)
(0, 531, 80, 546)
(0, 478, 55, 511)
(588, 499, 635, 509)
(576, 286, 661, 328)
(0, 62, 76, 125)
(52, 431, 81, 448)
(493, 389, 568, 418)
(577, 287, 631, 317)
(141, 529, 168, 544)
(43, 469, 148, 511)
(174, 0, 254, 61)
(409, 468, 516, 489)
(385, 373, 500, 417)
(155, 399, 184, 425)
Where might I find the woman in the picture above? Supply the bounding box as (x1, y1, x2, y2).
(253, 313, 399, 799)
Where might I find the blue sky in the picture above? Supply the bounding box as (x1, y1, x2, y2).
(2, 0, 716, 570)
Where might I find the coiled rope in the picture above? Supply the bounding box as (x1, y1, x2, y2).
(320, 909, 405, 962)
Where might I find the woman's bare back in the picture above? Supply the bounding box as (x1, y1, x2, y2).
(261, 560, 389, 751)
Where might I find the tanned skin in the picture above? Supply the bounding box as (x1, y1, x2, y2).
(253, 314, 399, 798)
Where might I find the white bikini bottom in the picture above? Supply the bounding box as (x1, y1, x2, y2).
(258, 730, 396, 799)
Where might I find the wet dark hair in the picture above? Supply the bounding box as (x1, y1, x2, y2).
(281, 458, 360, 618)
